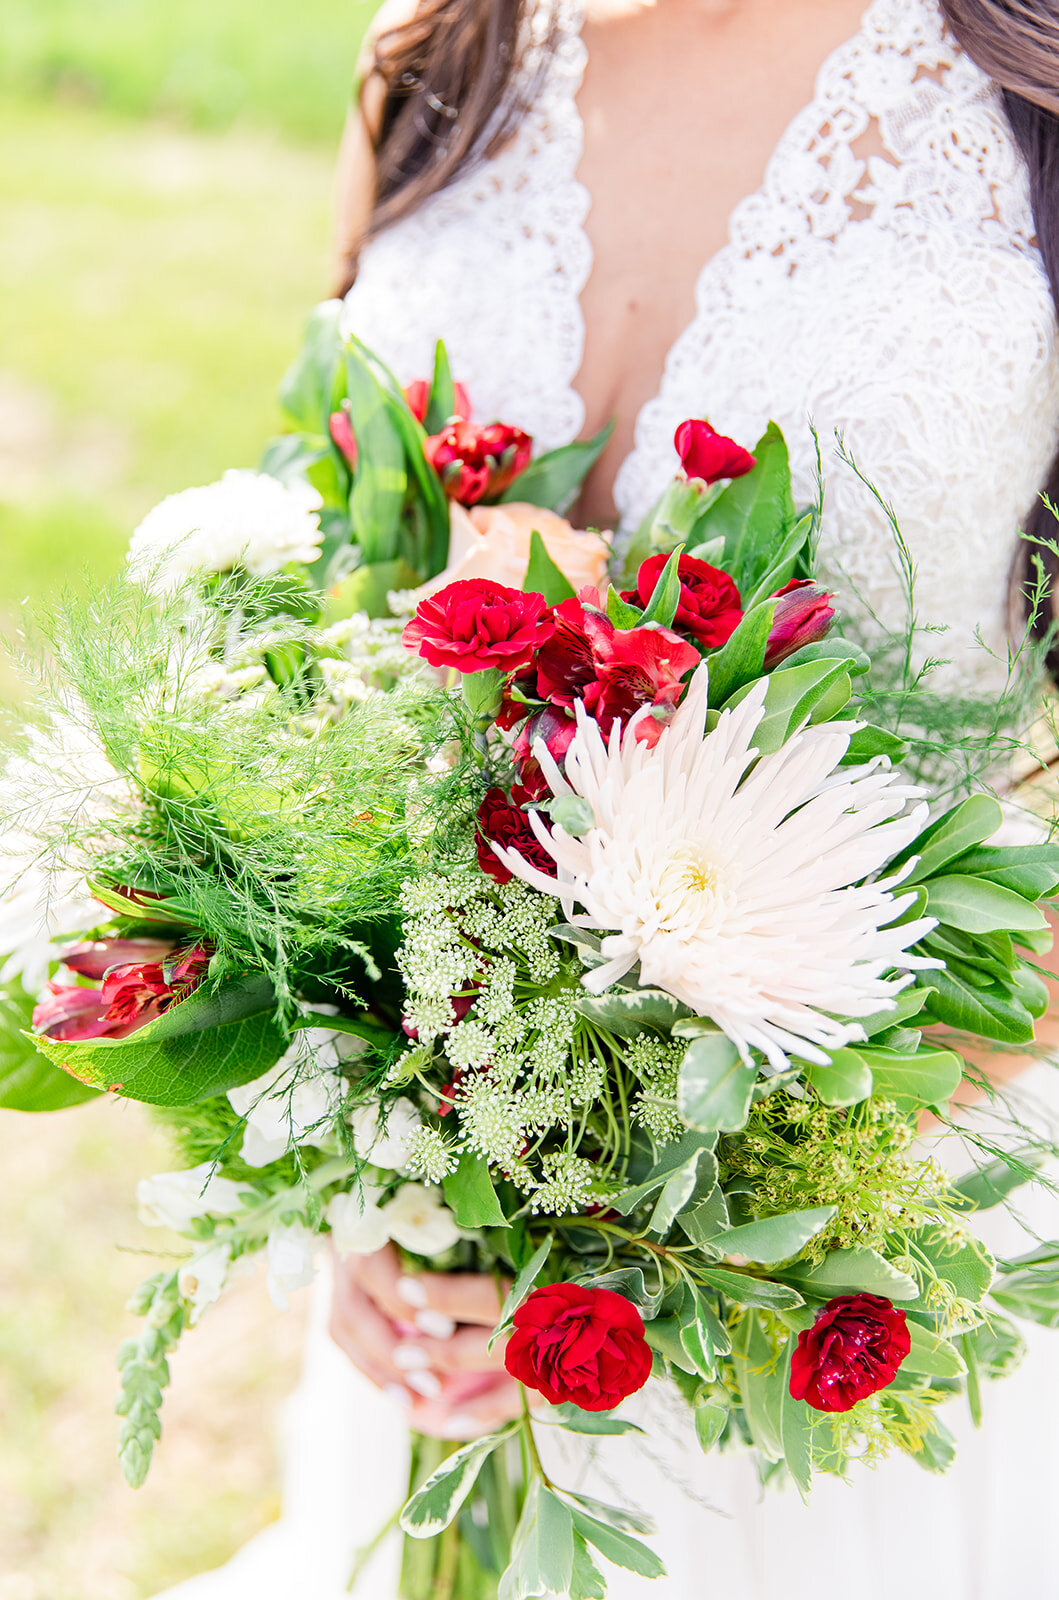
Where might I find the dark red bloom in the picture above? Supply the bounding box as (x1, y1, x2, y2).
(675, 419, 756, 484)
(764, 579, 835, 668)
(476, 786, 554, 885)
(328, 405, 358, 470)
(514, 706, 578, 790)
(33, 941, 211, 1043)
(404, 378, 472, 426)
(633, 553, 743, 649)
(789, 1293, 910, 1413)
(402, 579, 554, 674)
(424, 420, 533, 505)
(504, 1283, 653, 1411)
(534, 598, 600, 708)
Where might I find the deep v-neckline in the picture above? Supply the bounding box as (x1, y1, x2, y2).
(556, 0, 887, 524)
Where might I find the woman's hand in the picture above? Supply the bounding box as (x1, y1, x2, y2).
(328, 1242, 522, 1438)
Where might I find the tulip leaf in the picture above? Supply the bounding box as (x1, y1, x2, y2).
(777, 1245, 919, 1301)
(0, 984, 99, 1111)
(677, 1033, 757, 1132)
(498, 419, 615, 515)
(278, 298, 344, 431)
(424, 339, 456, 434)
(443, 1150, 508, 1230)
(401, 1426, 517, 1538)
(342, 345, 408, 565)
(704, 599, 776, 707)
(27, 976, 288, 1106)
(708, 1205, 837, 1266)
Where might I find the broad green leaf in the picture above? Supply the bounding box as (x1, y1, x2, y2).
(343, 346, 407, 564)
(902, 1322, 966, 1378)
(443, 1150, 508, 1229)
(424, 339, 456, 434)
(678, 1033, 756, 1132)
(636, 547, 684, 629)
(570, 1535, 607, 1600)
(611, 1131, 717, 1215)
(921, 966, 1035, 1044)
(678, 1285, 720, 1379)
(724, 658, 852, 754)
(894, 794, 1003, 883)
(28, 977, 287, 1106)
(693, 1393, 730, 1453)
(952, 843, 1059, 902)
(778, 1246, 918, 1301)
(523, 528, 577, 604)
(777, 1344, 813, 1500)
(278, 299, 344, 430)
(709, 1205, 837, 1266)
(912, 1417, 957, 1474)
(577, 1264, 666, 1319)
(782, 638, 871, 678)
(0, 985, 98, 1111)
(490, 1235, 553, 1350)
(954, 1149, 1047, 1211)
(991, 1261, 1059, 1328)
(850, 1045, 963, 1109)
(497, 1483, 575, 1600)
(400, 1427, 515, 1538)
(706, 423, 795, 593)
(840, 722, 910, 766)
(677, 1186, 730, 1248)
(855, 987, 933, 1038)
(649, 1147, 718, 1235)
(703, 599, 776, 707)
(567, 1505, 666, 1579)
(550, 1405, 645, 1437)
(697, 1267, 804, 1311)
(563, 1493, 656, 1537)
(907, 1225, 995, 1309)
(801, 1047, 873, 1107)
(962, 1313, 1025, 1379)
(499, 420, 615, 515)
(924, 874, 1047, 937)
(604, 585, 644, 628)
(742, 512, 816, 609)
(730, 1310, 783, 1460)
(575, 989, 692, 1038)
(643, 1315, 699, 1375)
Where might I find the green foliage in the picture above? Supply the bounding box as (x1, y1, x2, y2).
(0, 982, 100, 1110)
(400, 1428, 518, 1539)
(117, 1271, 187, 1488)
(443, 1150, 508, 1229)
(498, 421, 614, 516)
(523, 530, 577, 605)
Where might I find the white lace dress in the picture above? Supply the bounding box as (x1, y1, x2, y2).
(157, 0, 1059, 1594)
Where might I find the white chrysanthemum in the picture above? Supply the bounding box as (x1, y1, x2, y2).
(495, 665, 936, 1070)
(127, 469, 324, 595)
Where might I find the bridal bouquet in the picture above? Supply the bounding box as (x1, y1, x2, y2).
(3, 308, 1059, 1600)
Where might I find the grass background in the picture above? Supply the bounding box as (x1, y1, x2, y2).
(0, 3, 374, 1591)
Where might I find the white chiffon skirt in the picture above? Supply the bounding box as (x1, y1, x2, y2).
(155, 1066, 1059, 1600)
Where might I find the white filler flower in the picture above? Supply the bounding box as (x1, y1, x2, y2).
(496, 665, 935, 1070)
(127, 469, 324, 594)
(137, 1164, 245, 1230)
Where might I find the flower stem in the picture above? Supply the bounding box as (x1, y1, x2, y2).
(519, 1387, 553, 1489)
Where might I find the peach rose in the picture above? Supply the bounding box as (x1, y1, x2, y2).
(415, 502, 612, 600)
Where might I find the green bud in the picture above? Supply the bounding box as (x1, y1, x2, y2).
(548, 794, 595, 836)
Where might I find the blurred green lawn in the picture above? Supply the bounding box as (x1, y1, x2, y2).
(0, 4, 373, 1592)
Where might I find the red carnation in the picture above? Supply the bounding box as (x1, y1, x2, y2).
(402, 579, 554, 674)
(764, 579, 835, 668)
(424, 420, 533, 505)
(504, 1283, 653, 1411)
(789, 1293, 911, 1413)
(675, 419, 756, 484)
(404, 378, 472, 425)
(476, 786, 554, 885)
(633, 552, 743, 649)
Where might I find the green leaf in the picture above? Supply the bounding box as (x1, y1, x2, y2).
(576, 1264, 665, 1319)
(604, 585, 644, 628)
(644, 1314, 699, 1374)
(895, 794, 1004, 883)
(443, 1150, 509, 1229)
(570, 1535, 607, 1600)
(781, 637, 871, 678)
(708, 1205, 837, 1266)
(706, 423, 796, 593)
(855, 987, 933, 1038)
(567, 1505, 666, 1579)
(801, 1047, 873, 1107)
(278, 299, 344, 430)
(649, 1147, 718, 1235)
(424, 339, 456, 434)
(693, 1393, 730, 1453)
(704, 599, 776, 707)
(962, 1313, 1025, 1379)
(28, 977, 287, 1106)
(901, 1322, 967, 1378)
(907, 1225, 995, 1309)
(923, 874, 1047, 937)
(343, 346, 407, 564)
(920, 964, 1035, 1044)
(840, 722, 910, 766)
(678, 1284, 722, 1379)
(742, 512, 816, 609)
(730, 1310, 783, 1460)
(611, 1130, 717, 1216)
(911, 1417, 957, 1474)
(490, 1235, 553, 1350)
(498, 1483, 575, 1600)
(723, 658, 852, 754)
(991, 1262, 1059, 1328)
(562, 1493, 656, 1537)
(401, 1428, 516, 1538)
(324, 557, 422, 621)
(0, 985, 99, 1111)
(697, 1267, 805, 1311)
(677, 1033, 756, 1132)
(778, 1344, 814, 1500)
(549, 1405, 645, 1437)
(778, 1246, 919, 1301)
(849, 1045, 963, 1110)
(523, 528, 577, 605)
(574, 989, 691, 1038)
(636, 547, 684, 629)
(499, 420, 615, 515)
(950, 843, 1059, 902)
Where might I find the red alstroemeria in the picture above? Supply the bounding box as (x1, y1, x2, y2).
(513, 706, 578, 794)
(61, 938, 176, 981)
(631, 552, 743, 649)
(534, 597, 600, 708)
(33, 940, 212, 1044)
(764, 579, 835, 668)
(424, 421, 533, 505)
(404, 378, 472, 426)
(674, 418, 756, 484)
(583, 623, 699, 740)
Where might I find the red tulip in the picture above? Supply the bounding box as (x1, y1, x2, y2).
(764, 579, 835, 667)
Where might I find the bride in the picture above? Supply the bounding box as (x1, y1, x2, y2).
(158, 0, 1059, 1594)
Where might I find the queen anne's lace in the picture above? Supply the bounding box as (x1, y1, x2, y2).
(341, 0, 1059, 690)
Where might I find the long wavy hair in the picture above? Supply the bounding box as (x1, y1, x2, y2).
(345, 0, 1059, 662)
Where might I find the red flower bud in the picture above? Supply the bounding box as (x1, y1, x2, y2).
(424, 421, 533, 505)
(504, 1283, 653, 1411)
(763, 579, 835, 668)
(402, 578, 554, 675)
(404, 378, 472, 425)
(329, 406, 359, 470)
(674, 419, 756, 484)
(789, 1293, 910, 1413)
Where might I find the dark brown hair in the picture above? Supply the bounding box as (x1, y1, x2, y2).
(347, 0, 1059, 659)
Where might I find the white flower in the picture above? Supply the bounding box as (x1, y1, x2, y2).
(227, 1029, 353, 1167)
(496, 665, 935, 1071)
(379, 1184, 461, 1256)
(326, 1185, 390, 1256)
(127, 469, 324, 595)
(266, 1222, 318, 1309)
(178, 1242, 231, 1323)
(350, 1096, 422, 1172)
(137, 1164, 245, 1231)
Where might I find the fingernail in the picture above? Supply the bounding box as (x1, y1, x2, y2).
(406, 1369, 443, 1399)
(396, 1275, 428, 1309)
(384, 1383, 412, 1410)
(416, 1309, 456, 1340)
(393, 1343, 431, 1371)
(438, 1413, 477, 1439)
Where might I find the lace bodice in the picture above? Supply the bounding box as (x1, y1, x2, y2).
(340, 0, 1059, 689)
